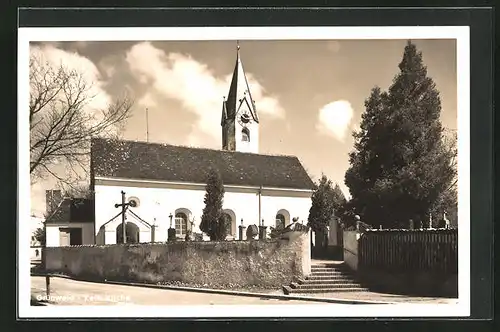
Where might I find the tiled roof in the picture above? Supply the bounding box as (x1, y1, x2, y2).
(90, 138, 314, 190)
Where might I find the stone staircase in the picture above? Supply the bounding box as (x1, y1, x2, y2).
(282, 261, 368, 295)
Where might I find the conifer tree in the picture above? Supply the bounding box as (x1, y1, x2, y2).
(200, 169, 227, 240)
(308, 174, 336, 233)
(332, 183, 347, 211)
(344, 41, 456, 229)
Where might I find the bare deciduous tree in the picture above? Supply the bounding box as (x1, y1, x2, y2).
(59, 182, 94, 200)
(29, 53, 133, 186)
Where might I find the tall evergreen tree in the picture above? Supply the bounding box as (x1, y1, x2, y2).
(332, 183, 347, 212)
(308, 174, 336, 233)
(200, 169, 228, 240)
(344, 41, 456, 229)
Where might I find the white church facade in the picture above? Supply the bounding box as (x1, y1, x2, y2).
(43, 45, 315, 246)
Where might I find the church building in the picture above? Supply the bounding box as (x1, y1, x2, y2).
(88, 44, 315, 244)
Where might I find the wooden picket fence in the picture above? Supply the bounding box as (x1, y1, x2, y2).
(358, 229, 458, 274)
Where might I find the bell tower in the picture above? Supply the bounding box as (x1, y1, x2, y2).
(221, 42, 259, 154)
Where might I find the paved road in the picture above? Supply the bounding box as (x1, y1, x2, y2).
(302, 291, 458, 304)
(31, 276, 314, 306)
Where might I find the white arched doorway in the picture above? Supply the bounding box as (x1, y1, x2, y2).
(116, 222, 140, 244)
(222, 209, 236, 239)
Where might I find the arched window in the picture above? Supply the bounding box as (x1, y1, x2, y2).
(275, 213, 286, 230)
(241, 127, 250, 142)
(175, 212, 188, 237)
(222, 213, 232, 235)
(222, 209, 237, 239)
(276, 209, 290, 229)
(116, 222, 140, 244)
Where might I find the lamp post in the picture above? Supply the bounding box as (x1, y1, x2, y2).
(169, 213, 173, 228)
(239, 218, 246, 241)
(259, 218, 267, 240)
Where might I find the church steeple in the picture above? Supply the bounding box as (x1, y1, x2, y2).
(221, 42, 260, 154)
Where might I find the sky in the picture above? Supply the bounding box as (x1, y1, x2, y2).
(29, 39, 457, 217)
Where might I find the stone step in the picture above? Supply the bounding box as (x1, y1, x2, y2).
(310, 271, 352, 277)
(312, 264, 347, 269)
(311, 267, 346, 272)
(312, 264, 348, 269)
(291, 282, 364, 289)
(282, 285, 368, 295)
(304, 273, 354, 280)
(307, 274, 352, 280)
(298, 278, 357, 285)
(312, 262, 345, 266)
(305, 275, 354, 281)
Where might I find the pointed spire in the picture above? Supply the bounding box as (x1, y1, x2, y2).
(236, 41, 241, 65)
(223, 41, 259, 124)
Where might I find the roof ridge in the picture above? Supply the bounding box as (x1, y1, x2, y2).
(91, 137, 299, 159)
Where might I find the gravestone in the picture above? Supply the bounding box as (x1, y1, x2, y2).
(246, 224, 258, 240)
(167, 228, 176, 242)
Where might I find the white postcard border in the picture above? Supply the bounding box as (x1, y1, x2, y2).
(18, 26, 470, 318)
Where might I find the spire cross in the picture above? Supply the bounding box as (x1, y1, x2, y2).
(237, 40, 240, 51)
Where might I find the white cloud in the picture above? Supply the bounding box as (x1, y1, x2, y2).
(138, 92, 158, 109)
(98, 57, 117, 79)
(316, 100, 354, 142)
(245, 73, 285, 118)
(30, 44, 112, 118)
(125, 42, 285, 148)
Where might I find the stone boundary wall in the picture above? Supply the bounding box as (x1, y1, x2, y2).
(44, 231, 310, 288)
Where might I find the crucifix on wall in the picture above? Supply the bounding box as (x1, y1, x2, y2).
(114, 190, 137, 244)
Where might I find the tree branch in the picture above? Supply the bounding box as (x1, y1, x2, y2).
(29, 53, 134, 187)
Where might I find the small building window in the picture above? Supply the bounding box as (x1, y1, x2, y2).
(127, 196, 140, 208)
(242, 128, 250, 142)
